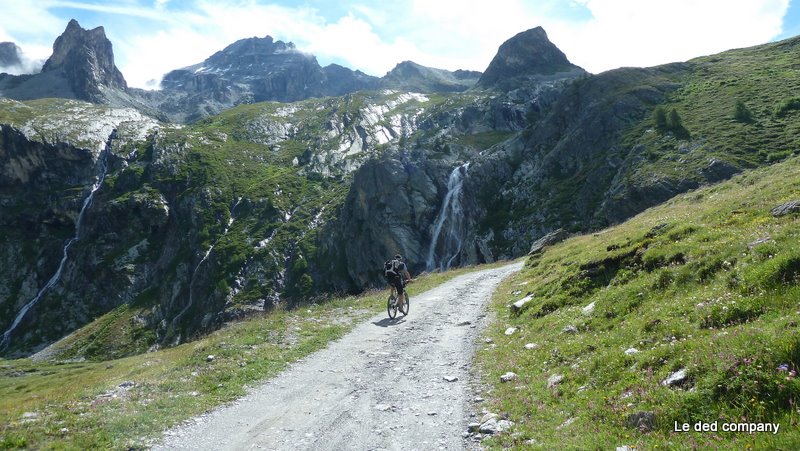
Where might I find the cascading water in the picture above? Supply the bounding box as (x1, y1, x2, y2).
(426, 163, 469, 272)
(1, 134, 113, 350)
(169, 197, 242, 341)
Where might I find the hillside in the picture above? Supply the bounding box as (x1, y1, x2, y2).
(3, 25, 800, 360)
(477, 154, 800, 449)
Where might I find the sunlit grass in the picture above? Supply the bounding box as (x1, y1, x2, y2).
(477, 155, 800, 449)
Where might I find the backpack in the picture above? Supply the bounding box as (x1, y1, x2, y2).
(384, 259, 401, 278)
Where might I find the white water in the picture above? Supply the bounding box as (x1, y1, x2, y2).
(169, 197, 242, 339)
(1, 138, 111, 350)
(426, 163, 469, 272)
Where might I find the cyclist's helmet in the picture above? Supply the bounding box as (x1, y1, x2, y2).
(395, 254, 403, 261)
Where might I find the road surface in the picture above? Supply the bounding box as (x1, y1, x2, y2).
(155, 261, 523, 451)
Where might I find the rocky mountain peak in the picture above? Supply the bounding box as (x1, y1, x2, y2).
(477, 26, 584, 88)
(203, 35, 301, 69)
(382, 60, 480, 93)
(41, 18, 127, 101)
(0, 42, 23, 68)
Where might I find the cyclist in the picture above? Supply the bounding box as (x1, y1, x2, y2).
(385, 254, 412, 311)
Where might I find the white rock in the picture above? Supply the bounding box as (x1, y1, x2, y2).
(624, 348, 639, 355)
(500, 372, 517, 382)
(504, 327, 517, 336)
(443, 375, 458, 382)
(524, 343, 539, 350)
(581, 301, 596, 315)
(562, 325, 579, 334)
(496, 419, 514, 432)
(547, 374, 564, 388)
(662, 368, 688, 387)
(510, 295, 533, 313)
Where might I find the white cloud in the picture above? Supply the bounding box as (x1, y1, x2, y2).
(0, 0, 792, 87)
(550, 0, 790, 73)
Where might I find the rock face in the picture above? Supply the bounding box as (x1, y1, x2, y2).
(478, 27, 586, 89)
(0, 42, 23, 68)
(381, 61, 480, 93)
(42, 19, 128, 98)
(0, 20, 128, 103)
(161, 36, 337, 102)
(149, 38, 483, 123)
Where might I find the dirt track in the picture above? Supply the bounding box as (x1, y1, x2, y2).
(155, 261, 523, 450)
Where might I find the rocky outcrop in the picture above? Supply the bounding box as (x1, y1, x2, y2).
(0, 20, 128, 103)
(477, 27, 586, 89)
(381, 61, 480, 93)
(316, 158, 447, 291)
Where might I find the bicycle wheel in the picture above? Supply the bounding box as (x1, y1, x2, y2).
(400, 294, 409, 316)
(387, 294, 397, 319)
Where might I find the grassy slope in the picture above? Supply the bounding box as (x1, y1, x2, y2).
(478, 154, 800, 449)
(629, 36, 800, 182)
(0, 263, 507, 450)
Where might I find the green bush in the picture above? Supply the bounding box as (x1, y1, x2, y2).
(774, 97, 800, 117)
(733, 99, 754, 123)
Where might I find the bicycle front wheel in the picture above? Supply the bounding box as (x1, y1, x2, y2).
(400, 294, 409, 316)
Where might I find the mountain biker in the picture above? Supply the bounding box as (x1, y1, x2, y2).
(385, 254, 411, 311)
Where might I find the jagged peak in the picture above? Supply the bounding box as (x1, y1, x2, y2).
(477, 26, 584, 88)
(40, 19, 127, 101)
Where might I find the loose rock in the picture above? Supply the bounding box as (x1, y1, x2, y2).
(581, 302, 596, 315)
(524, 342, 539, 350)
(771, 200, 800, 217)
(562, 325, 578, 334)
(500, 372, 517, 382)
(547, 374, 564, 388)
(510, 295, 533, 313)
(624, 348, 639, 355)
(661, 368, 688, 387)
(443, 375, 458, 382)
(206, 355, 215, 362)
(504, 327, 517, 336)
(479, 418, 498, 434)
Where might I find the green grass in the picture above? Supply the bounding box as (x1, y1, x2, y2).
(476, 154, 800, 449)
(0, 262, 504, 449)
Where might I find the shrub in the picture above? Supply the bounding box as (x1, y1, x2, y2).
(733, 100, 754, 123)
(774, 97, 800, 117)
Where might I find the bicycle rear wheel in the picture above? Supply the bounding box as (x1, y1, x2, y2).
(387, 294, 397, 319)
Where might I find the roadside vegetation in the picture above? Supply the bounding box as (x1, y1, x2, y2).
(0, 264, 502, 450)
(477, 155, 800, 449)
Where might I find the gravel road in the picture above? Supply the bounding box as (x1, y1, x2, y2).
(155, 261, 523, 451)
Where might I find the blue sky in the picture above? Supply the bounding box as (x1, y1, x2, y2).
(0, 1, 797, 89)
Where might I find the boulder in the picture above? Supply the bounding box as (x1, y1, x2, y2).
(528, 229, 569, 255)
(771, 200, 800, 217)
(510, 295, 533, 313)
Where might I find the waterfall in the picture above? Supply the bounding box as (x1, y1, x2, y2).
(1, 135, 113, 350)
(169, 197, 242, 340)
(426, 163, 469, 272)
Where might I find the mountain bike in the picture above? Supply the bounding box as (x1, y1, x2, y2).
(387, 279, 411, 319)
